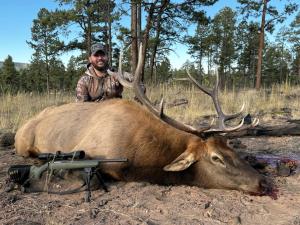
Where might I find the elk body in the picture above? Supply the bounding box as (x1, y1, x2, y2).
(15, 99, 266, 193)
(15, 45, 267, 194)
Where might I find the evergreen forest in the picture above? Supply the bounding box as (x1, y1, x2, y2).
(1, 0, 300, 94)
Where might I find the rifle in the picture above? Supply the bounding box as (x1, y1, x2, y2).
(7, 151, 128, 202)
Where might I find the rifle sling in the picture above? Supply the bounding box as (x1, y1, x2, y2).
(22, 182, 87, 195)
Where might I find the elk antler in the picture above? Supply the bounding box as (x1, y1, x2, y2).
(186, 68, 259, 133)
(111, 44, 258, 136)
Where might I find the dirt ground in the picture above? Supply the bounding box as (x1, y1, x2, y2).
(1, 129, 300, 225)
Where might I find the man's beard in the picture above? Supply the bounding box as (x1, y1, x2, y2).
(93, 62, 108, 72)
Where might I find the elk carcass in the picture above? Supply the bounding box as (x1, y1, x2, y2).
(15, 46, 268, 194)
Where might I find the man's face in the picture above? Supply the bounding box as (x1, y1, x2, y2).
(89, 51, 108, 70)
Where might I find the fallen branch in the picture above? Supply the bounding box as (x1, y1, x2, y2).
(167, 98, 188, 108)
(226, 120, 300, 137)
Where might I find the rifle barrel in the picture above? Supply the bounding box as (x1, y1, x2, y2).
(92, 158, 128, 163)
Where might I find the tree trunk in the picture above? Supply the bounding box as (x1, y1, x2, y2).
(131, 0, 138, 74)
(46, 61, 50, 96)
(137, 2, 142, 47)
(219, 66, 225, 90)
(140, 1, 158, 82)
(149, 9, 163, 82)
(149, 47, 156, 82)
(198, 49, 203, 84)
(208, 48, 211, 75)
(86, 20, 92, 59)
(255, 0, 267, 90)
(142, 0, 169, 82)
(108, 2, 113, 68)
(45, 39, 50, 96)
(298, 52, 300, 82)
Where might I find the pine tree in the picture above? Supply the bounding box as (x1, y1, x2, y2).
(211, 7, 237, 89)
(263, 44, 291, 86)
(65, 56, 85, 91)
(284, 12, 300, 82)
(0, 55, 19, 93)
(235, 21, 260, 87)
(27, 8, 64, 94)
(238, 0, 298, 89)
(53, 0, 120, 62)
(186, 18, 212, 84)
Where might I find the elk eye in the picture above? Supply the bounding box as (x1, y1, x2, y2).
(211, 154, 225, 167)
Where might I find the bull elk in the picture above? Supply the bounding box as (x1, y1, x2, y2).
(15, 45, 269, 195)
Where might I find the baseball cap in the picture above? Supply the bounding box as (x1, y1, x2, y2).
(90, 43, 106, 55)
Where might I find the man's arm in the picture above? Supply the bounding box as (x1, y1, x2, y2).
(76, 76, 90, 102)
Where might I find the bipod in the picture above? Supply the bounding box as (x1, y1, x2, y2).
(83, 167, 108, 202)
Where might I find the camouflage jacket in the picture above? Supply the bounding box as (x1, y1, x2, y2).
(76, 65, 123, 102)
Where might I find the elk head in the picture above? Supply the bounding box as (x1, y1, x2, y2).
(111, 44, 270, 195)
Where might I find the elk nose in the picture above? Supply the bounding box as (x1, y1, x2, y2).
(259, 178, 270, 193)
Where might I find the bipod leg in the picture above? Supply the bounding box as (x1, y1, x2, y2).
(95, 171, 108, 192)
(83, 167, 93, 202)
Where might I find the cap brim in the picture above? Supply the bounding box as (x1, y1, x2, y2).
(92, 49, 106, 55)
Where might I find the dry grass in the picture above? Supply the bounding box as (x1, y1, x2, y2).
(0, 92, 74, 131)
(1, 83, 300, 131)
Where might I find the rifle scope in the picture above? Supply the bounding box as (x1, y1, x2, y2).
(37, 150, 85, 161)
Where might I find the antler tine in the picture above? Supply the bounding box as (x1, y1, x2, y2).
(115, 49, 134, 88)
(132, 44, 162, 116)
(214, 70, 245, 122)
(187, 68, 225, 119)
(252, 118, 259, 127)
(210, 70, 244, 123)
(186, 68, 212, 96)
(158, 98, 165, 117)
(213, 118, 245, 132)
(223, 103, 245, 121)
(207, 117, 260, 134)
(108, 47, 135, 88)
(186, 68, 214, 131)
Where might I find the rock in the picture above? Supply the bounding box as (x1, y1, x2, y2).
(90, 208, 99, 219)
(98, 199, 108, 207)
(231, 216, 242, 224)
(0, 130, 15, 147)
(277, 162, 291, 177)
(204, 201, 211, 209)
(146, 219, 160, 225)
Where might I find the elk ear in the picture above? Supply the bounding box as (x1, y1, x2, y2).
(163, 151, 197, 172)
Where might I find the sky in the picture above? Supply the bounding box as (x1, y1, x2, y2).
(0, 1, 58, 63)
(0, 0, 297, 69)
